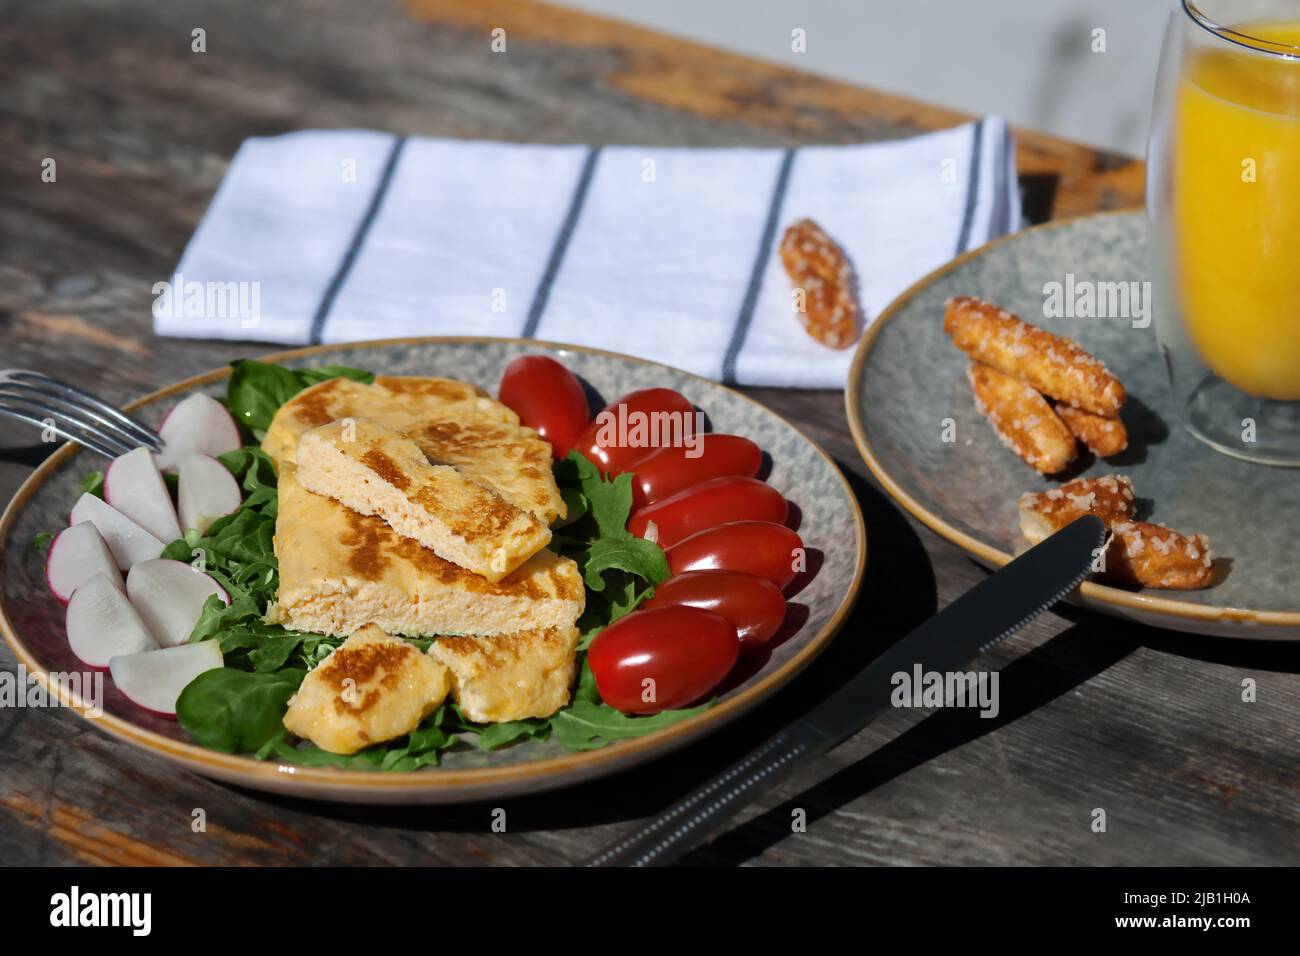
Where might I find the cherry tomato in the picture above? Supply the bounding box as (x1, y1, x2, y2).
(575, 387, 696, 474)
(666, 520, 804, 590)
(643, 570, 787, 647)
(588, 606, 739, 714)
(627, 476, 787, 549)
(498, 355, 590, 459)
(623, 434, 762, 509)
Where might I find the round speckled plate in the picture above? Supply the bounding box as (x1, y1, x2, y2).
(848, 211, 1299, 640)
(0, 339, 865, 803)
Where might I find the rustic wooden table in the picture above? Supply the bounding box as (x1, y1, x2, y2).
(2, 0, 1296, 867)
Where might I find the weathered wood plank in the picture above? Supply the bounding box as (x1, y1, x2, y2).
(2, 0, 1292, 868)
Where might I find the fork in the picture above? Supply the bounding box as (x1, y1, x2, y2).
(0, 369, 164, 460)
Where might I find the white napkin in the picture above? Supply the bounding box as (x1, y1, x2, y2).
(156, 119, 1020, 388)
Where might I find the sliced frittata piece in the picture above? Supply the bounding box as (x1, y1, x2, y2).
(261, 375, 564, 525)
(271, 466, 584, 638)
(428, 625, 580, 723)
(283, 625, 450, 754)
(295, 417, 551, 582)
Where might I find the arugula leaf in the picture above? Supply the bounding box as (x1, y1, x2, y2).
(226, 359, 374, 440)
(583, 536, 669, 593)
(34, 532, 54, 553)
(549, 699, 712, 751)
(553, 450, 669, 600)
(574, 657, 600, 704)
(467, 719, 551, 751)
(255, 706, 457, 771)
(176, 667, 306, 753)
(571, 452, 635, 538)
(82, 470, 105, 499)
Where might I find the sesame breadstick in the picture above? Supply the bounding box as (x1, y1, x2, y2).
(946, 296, 1125, 416)
(968, 362, 1077, 475)
(1057, 405, 1129, 457)
(1103, 521, 1214, 590)
(1017, 474, 1136, 544)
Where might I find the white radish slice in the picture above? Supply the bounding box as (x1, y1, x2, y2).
(104, 447, 183, 544)
(154, 393, 242, 472)
(45, 522, 123, 605)
(109, 640, 223, 718)
(177, 453, 241, 535)
(69, 492, 165, 571)
(66, 572, 158, 668)
(126, 558, 229, 648)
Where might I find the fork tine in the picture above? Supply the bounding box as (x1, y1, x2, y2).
(0, 395, 137, 456)
(7, 371, 163, 450)
(0, 402, 132, 460)
(0, 385, 160, 455)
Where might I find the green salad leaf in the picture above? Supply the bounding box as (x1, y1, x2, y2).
(82, 470, 105, 499)
(550, 699, 712, 751)
(255, 706, 458, 771)
(225, 359, 373, 440)
(176, 667, 306, 753)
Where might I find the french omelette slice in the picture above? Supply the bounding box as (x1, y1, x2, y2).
(282, 625, 450, 754)
(272, 466, 584, 638)
(262, 375, 565, 525)
(428, 625, 580, 723)
(295, 418, 551, 582)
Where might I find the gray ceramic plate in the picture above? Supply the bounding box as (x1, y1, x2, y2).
(848, 211, 1299, 640)
(0, 338, 865, 803)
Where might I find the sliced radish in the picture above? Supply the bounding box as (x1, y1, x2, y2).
(66, 572, 158, 668)
(126, 558, 229, 648)
(154, 393, 242, 472)
(104, 447, 183, 544)
(45, 522, 122, 605)
(109, 640, 223, 718)
(177, 453, 241, 535)
(69, 492, 165, 571)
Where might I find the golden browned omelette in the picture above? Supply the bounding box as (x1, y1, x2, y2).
(272, 466, 584, 639)
(262, 375, 564, 525)
(282, 625, 450, 754)
(295, 417, 551, 582)
(428, 625, 580, 723)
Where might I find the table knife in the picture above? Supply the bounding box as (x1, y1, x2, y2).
(586, 514, 1106, 867)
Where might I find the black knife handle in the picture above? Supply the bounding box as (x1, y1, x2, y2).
(585, 722, 834, 867)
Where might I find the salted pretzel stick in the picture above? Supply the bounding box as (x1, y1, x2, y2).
(1102, 521, 1214, 590)
(968, 362, 1077, 475)
(945, 296, 1125, 416)
(1017, 474, 1135, 545)
(1057, 405, 1128, 457)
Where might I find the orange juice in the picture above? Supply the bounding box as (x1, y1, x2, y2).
(1174, 20, 1300, 401)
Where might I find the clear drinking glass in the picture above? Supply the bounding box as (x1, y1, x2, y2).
(1148, 0, 1300, 466)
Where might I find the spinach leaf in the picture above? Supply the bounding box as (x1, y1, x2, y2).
(176, 667, 306, 753)
(226, 359, 373, 439)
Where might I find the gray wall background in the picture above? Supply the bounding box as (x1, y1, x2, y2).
(561, 0, 1176, 156)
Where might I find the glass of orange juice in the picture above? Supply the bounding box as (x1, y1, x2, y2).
(1149, 0, 1300, 465)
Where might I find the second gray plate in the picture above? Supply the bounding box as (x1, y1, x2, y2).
(848, 211, 1300, 640)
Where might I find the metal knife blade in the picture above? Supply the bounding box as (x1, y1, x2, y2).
(585, 514, 1107, 867)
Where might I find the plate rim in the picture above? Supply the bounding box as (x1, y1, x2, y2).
(0, 335, 867, 797)
(845, 210, 1300, 631)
